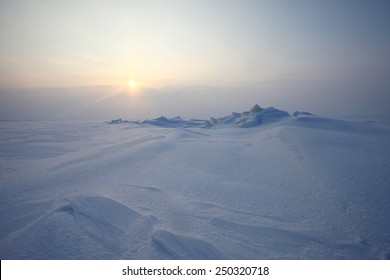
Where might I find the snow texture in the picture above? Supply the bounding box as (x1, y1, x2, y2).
(0, 105, 389, 259)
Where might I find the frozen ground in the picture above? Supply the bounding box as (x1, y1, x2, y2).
(1, 105, 389, 259)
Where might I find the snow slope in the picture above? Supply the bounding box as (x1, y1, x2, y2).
(0, 106, 389, 259)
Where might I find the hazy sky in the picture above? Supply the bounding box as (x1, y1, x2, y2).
(0, 0, 389, 120)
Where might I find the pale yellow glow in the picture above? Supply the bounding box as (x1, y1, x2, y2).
(129, 80, 136, 89)
(126, 79, 141, 97)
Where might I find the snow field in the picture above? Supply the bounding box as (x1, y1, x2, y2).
(1, 107, 389, 259)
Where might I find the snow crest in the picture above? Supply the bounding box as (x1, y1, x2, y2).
(106, 104, 291, 128)
(211, 105, 290, 128)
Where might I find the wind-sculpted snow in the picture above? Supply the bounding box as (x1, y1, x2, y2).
(66, 196, 144, 233)
(105, 118, 130, 125)
(141, 116, 211, 128)
(152, 230, 224, 260)
(212, 106, 290, 128)
(1, 108, 389, 259)
(106, 104, 291, 128)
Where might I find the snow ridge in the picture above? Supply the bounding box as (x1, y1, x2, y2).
(107, 104, 292, 128)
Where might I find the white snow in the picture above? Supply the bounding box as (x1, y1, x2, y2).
(0, 106, 389, 259)
(210, 105, 290, 128)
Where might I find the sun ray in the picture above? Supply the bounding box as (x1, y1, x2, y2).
(54, 86, 128, 119)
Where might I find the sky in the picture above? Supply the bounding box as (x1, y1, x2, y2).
(0, 0, 389, 120)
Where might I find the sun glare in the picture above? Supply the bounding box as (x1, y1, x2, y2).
(129, 80, 136, 89)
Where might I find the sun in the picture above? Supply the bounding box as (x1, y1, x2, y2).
(129, 80, 136, 89)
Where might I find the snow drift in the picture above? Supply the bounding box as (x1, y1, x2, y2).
(210, 105, 290, 128)
(1, 105, 389, 259)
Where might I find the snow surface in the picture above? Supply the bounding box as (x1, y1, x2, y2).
(1, 106, 390, 259)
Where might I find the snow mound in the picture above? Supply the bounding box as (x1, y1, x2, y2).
(66, 196, 144, 232)
(152, 230, 224, 259)
(211, 105, 290, 128)
(105, 104, 293, 129)
(250, 104, 262, 113)
(104, 104, 292, 128)
(0, 196, 157, 259)
(0, 200, 53, 239)
(293, 111, 314, 117)
(142, 116, 210, 128)
(105, 118, 130, 125)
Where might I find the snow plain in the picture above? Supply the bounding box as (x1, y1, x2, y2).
(1, 106, 389, 259)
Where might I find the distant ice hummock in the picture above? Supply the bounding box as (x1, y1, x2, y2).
(107, 104, 295, 128)
(210, 104, 290, 128)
